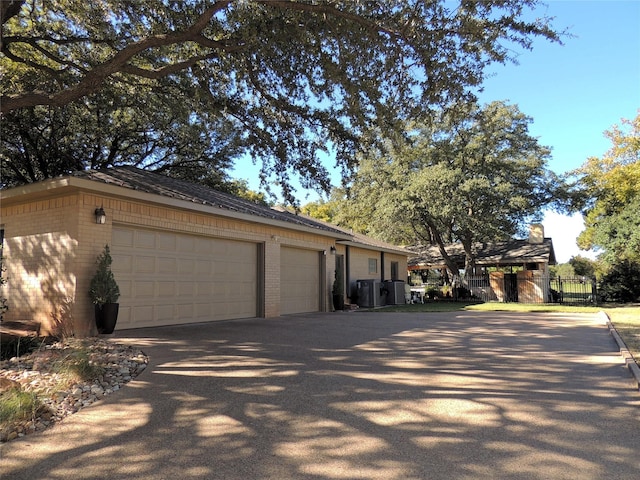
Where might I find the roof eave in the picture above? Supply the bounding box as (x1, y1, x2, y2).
(337, 239, 412, 256)
(1, 177, 353, 240)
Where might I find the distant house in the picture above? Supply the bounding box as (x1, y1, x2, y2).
(408, 226, 556, 273)
(0, 167, 408, 336)
(408, 225, 557, 303)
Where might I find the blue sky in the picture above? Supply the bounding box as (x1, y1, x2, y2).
(478, 0, 639, 175)
(232, 1, 640, 263)
(478, 0, 640, 262)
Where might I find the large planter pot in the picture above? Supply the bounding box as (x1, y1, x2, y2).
(95, 302, 119, 334)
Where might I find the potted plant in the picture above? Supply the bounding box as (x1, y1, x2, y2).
(89, 245, 120, 334)
(332, 266, 345, 311)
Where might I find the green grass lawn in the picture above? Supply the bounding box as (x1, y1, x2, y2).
(373, 302, 640, 361)
(604, 307, 640, 362)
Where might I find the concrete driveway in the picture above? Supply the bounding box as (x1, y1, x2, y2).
(1, 311, 639, 479)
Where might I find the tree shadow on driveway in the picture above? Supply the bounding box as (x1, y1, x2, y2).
(2, 311, 639, 480)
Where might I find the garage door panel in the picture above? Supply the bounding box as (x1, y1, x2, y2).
(227, 269, 248, 282)
(112, 228, 134, 248)
(195, 261, 211, 276)
(135, 281, 155, 297)
(177, 235, 194, 251)
(178, 282, 195, 296)
(196, 303, 212, 317)
(158, 281, 174, 296)
(157, 305, 176, 321)
(158, 257, 176, 274)
(136, 231, 156, 249)
(119, 279, 132, 297)
(178, 259, 195, 275)
(157, 233, 176, 251)
(281, 247, 320, 315)
(133, 305, 153, 322)
(227, 287, 251, 302)
(118, 305, 131, 324)
(195, 237, 212, 254)
(113, 254, 134, 274)
(211, 242, 227, 256)
(135, 256, 155, 273)
(214, 263, 228, 276)
(197, 283, 213, 297)
(111, 226, 257, 329)
(177, 304, 194, 318)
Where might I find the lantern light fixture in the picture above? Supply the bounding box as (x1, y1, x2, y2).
(94, 206, 106, 224)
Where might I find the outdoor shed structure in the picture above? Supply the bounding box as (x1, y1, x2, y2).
(408, 225, 558, 303)
(0, 167, 409, 336)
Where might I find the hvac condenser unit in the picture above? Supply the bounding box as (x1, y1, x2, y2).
(356, 279, 383, 308)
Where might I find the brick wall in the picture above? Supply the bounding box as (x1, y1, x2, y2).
(344, 247, 408, 302)
(3, 194, 84, 335)
(1, 187, 340, 335)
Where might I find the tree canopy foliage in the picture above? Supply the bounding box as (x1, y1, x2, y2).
(1, 0, 563, 200)
(335, 100, 564, 275)
(573, 112, 640, 265)
(569, 255, 597, 278)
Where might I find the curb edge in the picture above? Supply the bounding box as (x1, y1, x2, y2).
(599, 310, 640, 392)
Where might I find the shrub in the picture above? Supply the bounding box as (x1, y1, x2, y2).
(426, 287, 441, 299)
(0, 336, 48, 361)
(89, 245, 120, 306)
(51, 344, 105, 384)
(455, 286, 472, 299)
(0, 388, 42, 424)
(598, 260, 640, 303)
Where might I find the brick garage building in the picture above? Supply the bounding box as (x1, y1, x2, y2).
(0, 167, 409, 336)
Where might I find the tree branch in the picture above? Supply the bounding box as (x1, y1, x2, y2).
(1, 2, 231, 113)
(0, 0, 24, 26)
(257, 0, 403, 39)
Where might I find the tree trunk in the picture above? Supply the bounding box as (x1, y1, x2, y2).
(425, 219, 460, 280)
(461, 235, 476, 277)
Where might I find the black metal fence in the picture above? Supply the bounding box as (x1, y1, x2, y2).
(464, 274, 597, 305)
(549, 276, 598, 304)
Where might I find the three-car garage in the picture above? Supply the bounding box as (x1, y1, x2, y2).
(111, 226, 324, 329)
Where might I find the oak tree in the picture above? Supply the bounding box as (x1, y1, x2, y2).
(573, 112, 640, 265)
(337, 101, 563, 276)
(1, 0, 563, 200)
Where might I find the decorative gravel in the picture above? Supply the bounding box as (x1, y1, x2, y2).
(0, 338, 148, 443)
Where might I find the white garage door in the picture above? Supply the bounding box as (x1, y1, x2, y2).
(111, 226, 258, 329)
(280, 246, 320, 315)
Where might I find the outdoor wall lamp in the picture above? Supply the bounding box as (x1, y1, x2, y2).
(94, 206, 106, 224)
(330, 246, 336, 254)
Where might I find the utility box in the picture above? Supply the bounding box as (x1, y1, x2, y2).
(356, 279, 384, 308)
(384, 280, 406, 305)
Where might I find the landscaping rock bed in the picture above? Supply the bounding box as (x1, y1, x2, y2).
(0, 338, 147, 442)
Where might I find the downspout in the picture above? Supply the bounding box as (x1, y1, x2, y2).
(345, 245, 351, 301)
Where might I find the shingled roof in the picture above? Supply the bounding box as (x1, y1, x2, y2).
(408, 238, 556, 270)
(278, 208, 413, 256)
(72, 167, 347, 236)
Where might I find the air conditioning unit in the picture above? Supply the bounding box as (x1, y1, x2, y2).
(384, 280, 406, 305)
(356, 280, 383, 308)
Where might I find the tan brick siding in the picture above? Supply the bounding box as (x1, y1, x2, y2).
(2, 188, 344, 335)
(344, 247, 408, 302)
(1, 194, 91, 335)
